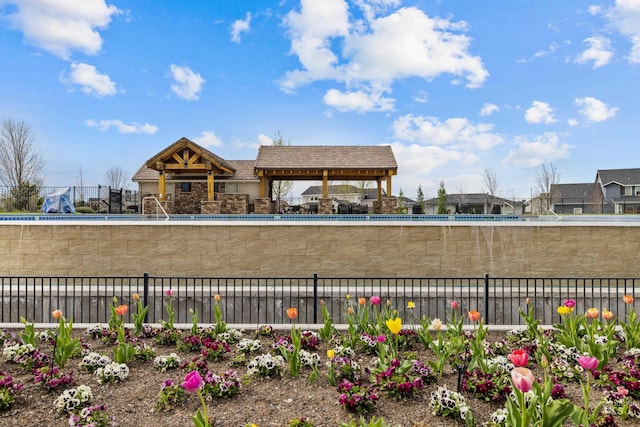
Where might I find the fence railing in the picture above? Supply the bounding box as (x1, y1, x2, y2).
(1, 274, 637, 326)
(0, 185, 139, 212)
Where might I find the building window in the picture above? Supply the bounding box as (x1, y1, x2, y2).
(181, 183, 191, 193)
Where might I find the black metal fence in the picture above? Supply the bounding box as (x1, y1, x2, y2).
(0, 185, 140, 213)
(1, 274, 638, 327)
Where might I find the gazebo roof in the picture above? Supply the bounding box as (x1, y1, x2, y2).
(144, 137, 235, 175)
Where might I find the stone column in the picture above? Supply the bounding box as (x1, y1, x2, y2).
(253, 198, 274, 214)
(318, 198, 333, 214)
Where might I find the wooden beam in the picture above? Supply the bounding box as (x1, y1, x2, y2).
(158, 171, 166, 201)
(322, 170, 328, 198)
(377, 178, 382, 201)
(207, 171, 214, 201)
(386, 172, 392, 199)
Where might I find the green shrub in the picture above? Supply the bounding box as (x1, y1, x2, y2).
(75, 206, 95, 214)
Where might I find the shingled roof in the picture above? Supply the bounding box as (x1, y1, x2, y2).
(254, 145, 397, 170)
(597, 168, 640, 186)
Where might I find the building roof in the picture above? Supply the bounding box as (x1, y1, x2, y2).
(301, 185, 387, 197)
(596, 168, 640, 186)
(424, 193, 523, 205)
(144, 137, 236, 175)
(255, 145, 397, 170)
(551, 183, 599, 202)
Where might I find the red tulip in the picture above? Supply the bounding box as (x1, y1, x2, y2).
(508, 349, 529, 367)
(115, 305, 128, 316)
(468, 310, 481, 322)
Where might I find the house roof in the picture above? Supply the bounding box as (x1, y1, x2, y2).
(255, 145, 397, 170)
(301, 185, 387, 197)
(596, 168, 640, 186)
(551, 183, 599, 202)
(424, 193, 522, 205)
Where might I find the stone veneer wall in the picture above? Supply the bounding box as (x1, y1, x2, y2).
(373, 198, 398, 214)
(174, 182, 207, 214)
(2, 221, 639, 278)
(318, 198, 333, 214)
(219, 194, 249, 214)
(253, 198, 274, 214)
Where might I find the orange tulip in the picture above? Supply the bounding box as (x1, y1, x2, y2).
(214, 294, 221, 302)
(585, 308, 599, 319)
(132, 293, 140, 301)
(286, 307, 298, 320)
(52, 309, 63, 320)
(468, 310, 481, 322)
(623, 295, 634, 304)
(602, 309, 614, 321)
(347, 307, 354, 315)
(358, 297, 366, 306)
(115, 305, 128, 316)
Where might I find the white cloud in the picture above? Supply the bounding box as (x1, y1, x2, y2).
(257, 134, 273, 145)
(413, 90, 428, 103)
(169, 64, 205, 100)
(2, 0, 121, 59)
(606, 0, 640, 63)
(193, 131, 223, 148)
(86, 119, 158, 134)
(389, 142, 477, 177)
(567, 118, 579, 127)
(323, 88, 395, 112)
(392, 114, 503, 150)
(480, 103, 499, 117)
(575, 36, 613, 68)
(524, 101, 557, 124)
(574, 96, 618, 122)
(280, 2, 487, 107)
(61, 62, 116, 97)
(231, 12, 252, 43)
(503, 132, 571, 167)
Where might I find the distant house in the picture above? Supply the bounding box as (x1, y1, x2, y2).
(300, 185, 386, 213)
(550, 183, 603, 214)
(596, 168, 640, 214)
(423, 193, 527, 215)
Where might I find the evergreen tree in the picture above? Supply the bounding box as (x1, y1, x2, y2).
(437, 180, 448, 214)
(416, 185, 424, 214)
(398, 188, 405, 213)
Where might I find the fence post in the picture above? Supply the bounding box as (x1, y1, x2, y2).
(313, 273, 318, 324)
(484, 273, 490, 325)
(143, 272, 149, 323)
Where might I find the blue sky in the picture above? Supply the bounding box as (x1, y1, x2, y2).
(0, 0, 638, 201)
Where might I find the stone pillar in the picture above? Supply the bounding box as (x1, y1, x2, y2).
(253, 198, 274, 214)
(160, 201, 174, 214)
(380, 198, 398, 214)
(372, 198, 398, 214)
(200, 201, 221, 214)
(318, 198, 333, 214)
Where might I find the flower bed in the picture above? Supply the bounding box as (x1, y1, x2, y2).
(0, 294, 639, 426)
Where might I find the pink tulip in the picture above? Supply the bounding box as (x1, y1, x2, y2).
(617, 386, 629, 397)
(369, 295, 381, 305)
(511, 367, 534, 393)
(165, 289, 173, 297)
(182, 370, 203, 393)
(563, 299, 576, 308)
(508, 350, 529, 367)
(577, 356, 598, 371)
(450, 300, 459, 310)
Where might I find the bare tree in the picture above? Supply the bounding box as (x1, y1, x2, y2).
(0, 119, 44, 210)
(0, 119, 44, 188)
(482, 168, 500, 209)
(535, 162, 561, 212)
(105, 167, 129, 189)
(271, 131, 294, 212)
(590, 185, 603, 214)
(75, 167, 86, 206)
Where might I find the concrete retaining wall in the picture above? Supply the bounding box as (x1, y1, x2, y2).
(1, 220, 639, 277)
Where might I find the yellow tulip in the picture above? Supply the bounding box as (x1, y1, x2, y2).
(407, 301, 415, 309)
(557, 305, 573, 315)
(327, 349, 335, 359)
(386, 317, 402, 334)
